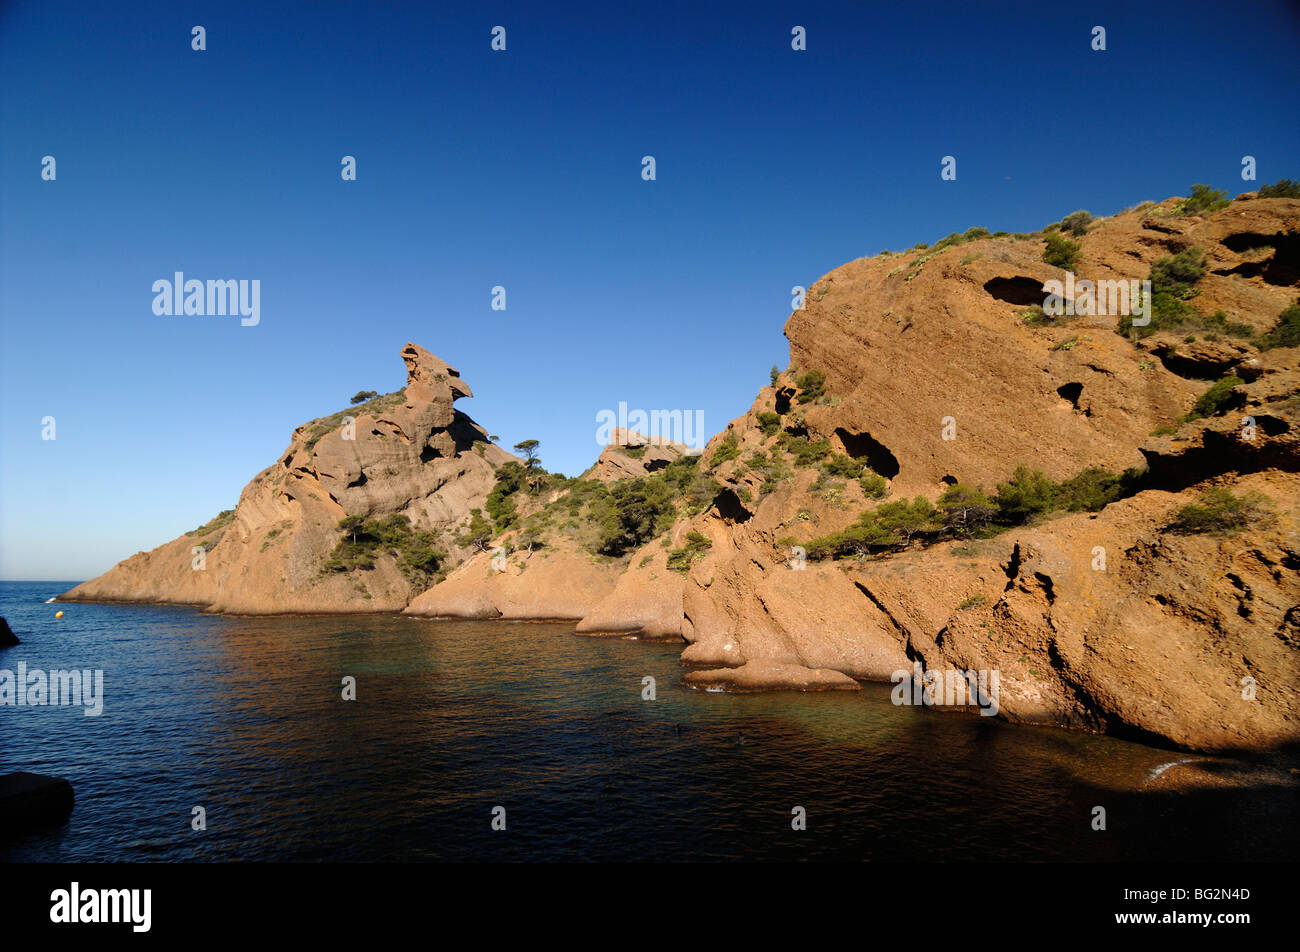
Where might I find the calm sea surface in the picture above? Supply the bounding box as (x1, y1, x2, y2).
(1, 581, 1293, 861)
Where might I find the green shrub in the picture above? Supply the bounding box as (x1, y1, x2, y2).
(1060, 210, 1092, 236)
(455, 509, 494, 550)
(747, 450, 792, 494)
(962, 226, 990, 241)
(486, 462, 526, 529)
(1120, 247, 1207, 337)
(859, 473, 888, 499)
(1169, 487, 1266, 534)
(769, 365, 781, 386)
(777, 432, 833, 467)
(710, 431, 742, 468)
(1257, 179, 1300, 199)
(1056, 467, 1130, 512)
(350, 390, 379, 405)
(1180, 184, 1230, 215)
(820, 453, 864, 479)
(594, 478, 677, 555)
(795, 369, 827, 403)
(756, 411, 782, 436)
(936, 484, 997, 535)
(1257, 300, 1300, 350)
(993, 465, 1060, 522)
(1186, 376, 1243, 420)
(803, 497, 939, 559)
(1152, 246, 1207, 294)
(666, 531, 712, 574)
(323, 514, 444, 584)
(1042, 233, 1081, 270)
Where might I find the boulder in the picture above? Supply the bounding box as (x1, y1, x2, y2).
(0, 772, 75, 831)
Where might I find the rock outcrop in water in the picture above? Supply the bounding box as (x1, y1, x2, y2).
(65, 194, 1300, 752)
(0, 617, 18, 648)
(62, 344, 519, 613)
(0, 772, 75, 831)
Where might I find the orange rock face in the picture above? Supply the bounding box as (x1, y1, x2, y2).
(665, 196, 1300, 751)
(62, 343, 518, 614)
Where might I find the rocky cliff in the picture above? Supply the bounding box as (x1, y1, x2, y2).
(662, 193, 1300, 751)
(61, 344, 518, 613)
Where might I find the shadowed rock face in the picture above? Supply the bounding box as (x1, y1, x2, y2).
(61, 343, 519, 614)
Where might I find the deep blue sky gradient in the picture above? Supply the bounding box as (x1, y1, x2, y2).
(3, 0, 1298, 578)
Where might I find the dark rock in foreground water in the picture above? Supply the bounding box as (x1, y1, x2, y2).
(0, 616, 18, 647)
(0, 772, 75, 831)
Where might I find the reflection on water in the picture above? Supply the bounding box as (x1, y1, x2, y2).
(1, 582, 1294, 861)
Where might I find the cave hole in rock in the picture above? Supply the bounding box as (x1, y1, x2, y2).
(1256, 415, 1291, 436)
(940, 475, 958, 488)
(1152, 346, 1241, 381)
(1056, 382, 1084, 410)
(644, 457, 670, 473)
(774, 387, 795, 415)
(834, 427, 900, 478)
(713, 487, 753, 524)
(1221, 231, 1300, 287)
(420, 445, 441, 463)
(346, 471, 368, 488)
(983, 276, 1046, 306)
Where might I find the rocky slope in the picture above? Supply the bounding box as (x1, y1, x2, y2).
(61, 344, 519, 613)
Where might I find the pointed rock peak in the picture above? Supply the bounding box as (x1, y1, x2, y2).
(402, 342, 473, 400)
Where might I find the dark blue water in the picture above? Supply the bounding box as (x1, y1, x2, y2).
(1, 581, 1294, 861)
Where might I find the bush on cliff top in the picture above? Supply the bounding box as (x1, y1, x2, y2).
(1257, 179, 1300, 199)
(1042, 232, 1081, 270)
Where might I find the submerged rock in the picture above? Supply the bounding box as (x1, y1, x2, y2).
(0, 772, 75, 831)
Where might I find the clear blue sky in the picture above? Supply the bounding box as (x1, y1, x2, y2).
(2, 0, 1298, 580)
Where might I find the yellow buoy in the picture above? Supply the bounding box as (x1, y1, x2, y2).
(54, 611, 64, 619)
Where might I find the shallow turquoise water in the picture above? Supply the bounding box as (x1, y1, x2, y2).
(1, 581, 1294, 861)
